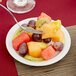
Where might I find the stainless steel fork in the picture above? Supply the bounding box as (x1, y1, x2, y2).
(0, 4, 43, 34)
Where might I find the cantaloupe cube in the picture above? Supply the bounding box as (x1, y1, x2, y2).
(40, 23, 58, 39)
(52, 29, 65, 44)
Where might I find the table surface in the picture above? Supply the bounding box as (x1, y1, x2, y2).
(15, 25, 76, 76)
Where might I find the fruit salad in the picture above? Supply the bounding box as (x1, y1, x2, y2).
(12, 12, 64, 62)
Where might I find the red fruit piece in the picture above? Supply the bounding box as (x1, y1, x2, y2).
(41, 45, 56, 60)
(37, 12, 52, 21)
(28, 20, 36, 29)
(18, 43, 28, 57)
(12, 32, 31, 51)
(32, 33, 42, 42)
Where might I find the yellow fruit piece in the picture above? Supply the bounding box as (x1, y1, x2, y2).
(24, 55, 44, 62)
(27, 42, 41, 57)
(52, 20, 61, 30)
(52, 29, 65, 44)
(29, 45, 41, 57)
(36, 27, 41, 30)
(27, 32, 33, 37)
(37, 42, 48, 49)
(40, 23, 58, 39)
(27, 42, 48, 57)
(24, 27, 33, 37)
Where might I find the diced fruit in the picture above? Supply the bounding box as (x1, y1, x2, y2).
(32, 33, 42, 42)
(41, 45, 56, 60)
(18, 43, 28, 57)
(40, 23, 58, 39)
(26, 32, 33, 37)
(27, 42, 48, 57)
(53, 42, 64, 51)
(12, 32, 31, 51)
(52, 29, 65, 44)
(24, 55, 44, 62)
(13, 28, 23, 39)
(12, 13, 65, 62)
(35, 18, 51, 28)
(43, 38, 51, 43)
(38, 12, 52, 21)
(52, 20, 61, 30)
(28, 20, 36, 29)
(37, 42, 48, 49)
(27, 42, 41, 57)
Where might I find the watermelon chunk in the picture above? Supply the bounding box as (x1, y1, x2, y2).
(41, 45, 56, 60)
(12, 32, 31, 51)
(38, 12, 52, 21)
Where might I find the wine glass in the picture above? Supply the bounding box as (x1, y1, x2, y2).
(6, 0, 36, 14)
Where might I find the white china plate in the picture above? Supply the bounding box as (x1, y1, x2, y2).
(6, 18, 71, 66)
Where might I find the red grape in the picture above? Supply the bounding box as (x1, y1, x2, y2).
(28, 20, 36, 28)
(53, 42, 64, 51)
(32, 33, 42, 42)
(43, 38, 51, 43)
(18, 43, 28, 57)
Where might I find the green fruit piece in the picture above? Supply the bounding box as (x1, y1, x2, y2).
(52, 20, 61, 30)
(35, 18, 51, 28)
(13, 28, 24, 39)
(37, 42, 48, 49)
(24, 55, 44, 62)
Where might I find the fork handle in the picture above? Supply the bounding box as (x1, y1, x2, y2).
(0, 4, 18, 23)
